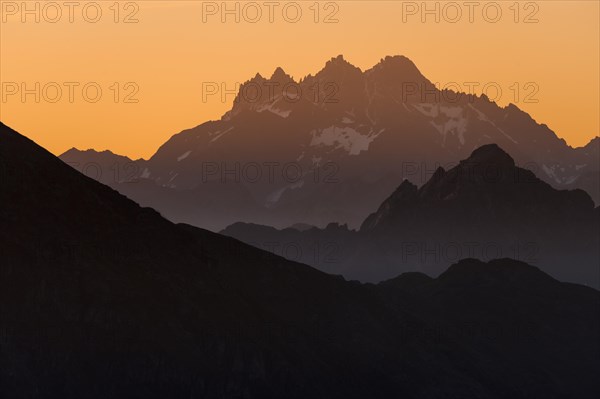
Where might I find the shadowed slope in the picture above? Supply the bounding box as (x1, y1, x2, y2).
(1, 122, 599, 398)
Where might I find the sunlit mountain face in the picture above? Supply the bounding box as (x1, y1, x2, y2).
(61, 55, 598, 232)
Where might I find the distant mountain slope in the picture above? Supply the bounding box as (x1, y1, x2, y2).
(223, 144, 600, 287)
(3, 123, 600, 397)
(361, 143, 594, 232)
(60, 147, 142, 186)
(565, 137, 600, 201)
(60, 55, 600, 231)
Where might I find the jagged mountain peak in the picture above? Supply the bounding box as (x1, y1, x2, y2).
(360, 143, 596, 233)
(388, 180, 419, 204)
(270, 66, 294, 83)
(366, 54, 431, 86)
(464, 143, 515, 168)
(430, 166, 446, 180)
(244, 72, 266, 85)
(395, 179, 418, 194)
(59, 55, 599, 232)
(327, 54, 353, 66)
(382, 179, 419, 204)
(316, 54, 363, 78)
(371, 55, 419, 72)
(359, 179, 418, 231)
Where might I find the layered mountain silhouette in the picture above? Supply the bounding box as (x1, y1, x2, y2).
(60, 55, 600, 231)
(2, 122, 600, 397)
(223, 144, 600, 287)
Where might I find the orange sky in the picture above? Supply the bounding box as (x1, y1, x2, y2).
(1, 0, 598, 159)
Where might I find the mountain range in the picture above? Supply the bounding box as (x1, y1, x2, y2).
(223, 144, 600, 287)
(60, 55, 600, 231)
(2, 122, 600, 397)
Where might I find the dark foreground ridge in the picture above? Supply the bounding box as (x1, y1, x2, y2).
(1, 122, 599, 398)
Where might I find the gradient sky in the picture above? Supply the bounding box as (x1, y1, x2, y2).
(1, 0, 598, 159)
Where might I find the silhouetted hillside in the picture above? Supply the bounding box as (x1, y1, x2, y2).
(2, 122, 599, 398)
(224, 145, 599, 286)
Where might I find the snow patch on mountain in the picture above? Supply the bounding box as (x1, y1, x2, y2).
(467, 103, 518, 144)
(542, 164, 564, 184)
(432, 119, 468, 145)
(542, 164, 580, 185)
(257, 102, 292, 118)
(177, 151, 192, 162)
(412, 103, 438, 118)
(210, 127, 235, 143)
(467, 103, 487, 121)
(310, 126, 383, 155)
(164, 173, 178, 188)
(496, 127, 517, 144)
(413, 104, 469, 145)
(413, 104, 465, 120)
(266, 180, 305, 206)
(250, 95, 293, 118)
(565, 176, 578, 184)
